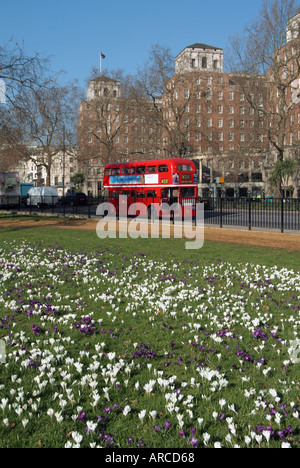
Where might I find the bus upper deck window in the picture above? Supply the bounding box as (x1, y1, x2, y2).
(112, 168, 120, 175)
(130, 167, 136, 174)
(147, 166, 157, 174)
(137, 166, 146, 174)
(104, 168, 111, 175)
(121, 167, 130, 175)
(178, 164, 192, 172)
(159, 165, 168, 173)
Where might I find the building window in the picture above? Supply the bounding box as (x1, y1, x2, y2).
(202, 57, 207, 68)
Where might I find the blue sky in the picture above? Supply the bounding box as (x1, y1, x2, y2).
(1, 0, 264, 89)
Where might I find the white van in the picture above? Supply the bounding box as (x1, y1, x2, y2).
(27, 187, 59, 208)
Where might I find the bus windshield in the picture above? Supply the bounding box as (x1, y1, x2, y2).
(181, 187, 195, 197)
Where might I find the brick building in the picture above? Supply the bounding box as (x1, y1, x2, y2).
(78, 76, 161, 196)
(78, 14, 300, 198)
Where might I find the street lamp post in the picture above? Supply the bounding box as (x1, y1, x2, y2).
(62, 123, 65, 198)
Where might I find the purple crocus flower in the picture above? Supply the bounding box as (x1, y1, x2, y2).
(78, 411, 86, 422)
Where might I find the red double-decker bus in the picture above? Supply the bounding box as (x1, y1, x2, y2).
(103, 158, 199, 219)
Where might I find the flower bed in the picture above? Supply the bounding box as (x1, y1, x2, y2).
(0, 240, 299, 448)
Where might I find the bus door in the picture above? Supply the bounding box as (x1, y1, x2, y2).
(180, 187, 195, 218)
(119, 190, 130, 216)
(169, 188, 179, 205)
(161, 188, 180, 219)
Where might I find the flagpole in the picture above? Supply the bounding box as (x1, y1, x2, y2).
(100, 51, 102, 76)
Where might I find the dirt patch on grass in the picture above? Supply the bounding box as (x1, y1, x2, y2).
(0, 216, 299, 251)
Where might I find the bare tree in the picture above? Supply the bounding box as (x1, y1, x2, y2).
(5, 83, 80, 185)
(0, 38, 63, 173)
(0, 38, 52, 103)
(227, 0, 300, 161)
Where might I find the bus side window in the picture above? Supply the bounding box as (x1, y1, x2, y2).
(147, 166, 157, 174)
(180, 187, 195, 197)
(104, 168, 111, 175)
(161, 189, 168, 198)
(130, 167, 136, 174)
(112, 168, 120, 175)
(159, 165, 168, 173)
(137, 166, 146, 174)
(121, 168, 130, 175)
(147, 190, 157, 198)
(136, 191, 145, 198)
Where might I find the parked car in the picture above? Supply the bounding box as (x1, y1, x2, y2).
(59, 192, 88, 206)
(27, 187, 59, 208)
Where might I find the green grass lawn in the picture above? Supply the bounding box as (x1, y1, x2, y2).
(0, 222, 299, 448)
(0, 220, 299, 270)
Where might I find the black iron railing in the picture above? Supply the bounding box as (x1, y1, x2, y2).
(0, 195, 299, 232)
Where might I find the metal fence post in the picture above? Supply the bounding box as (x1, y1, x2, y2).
(220, 197, 223, 228)
(248, 197, 252, 231)
(281, 197, 284, 233)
